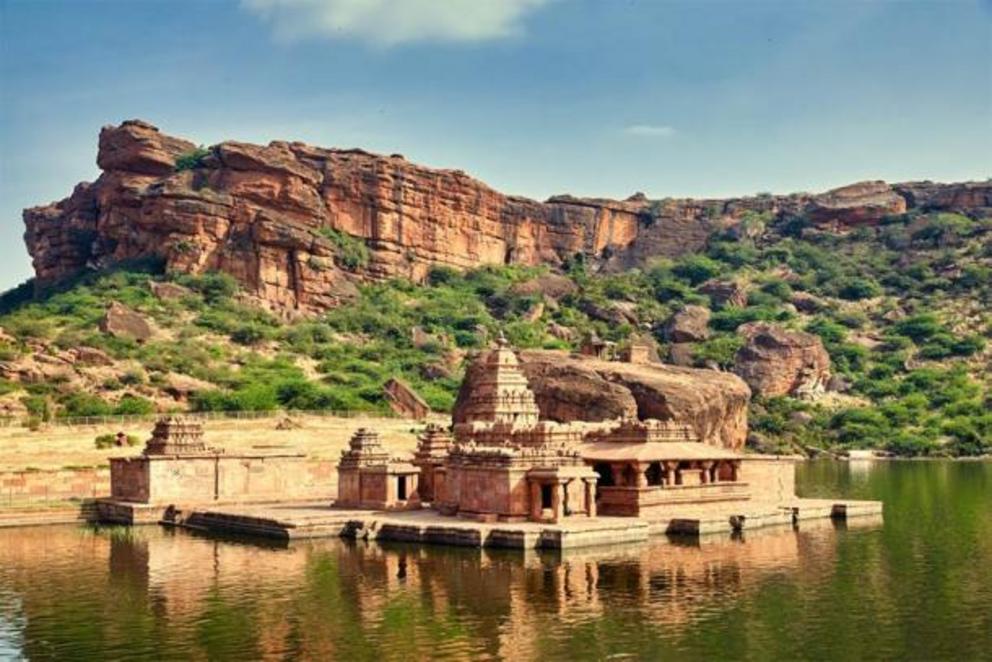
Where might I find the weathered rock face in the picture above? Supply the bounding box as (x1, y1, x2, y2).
(699, 279, 749, 308)
(807, 181, 907, 227)
(664, 305, 711, 343)
(453, 349, 751, 450)
(733, 322, 831, 398)
(100, 301, 152, 341)
(893, 180, 992, 212)
(23, 121, 990, 312)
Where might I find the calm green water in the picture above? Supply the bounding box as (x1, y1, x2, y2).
(1, 461, 990, 661)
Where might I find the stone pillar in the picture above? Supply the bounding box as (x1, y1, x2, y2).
(552, 482, 564, 522)
(635, 463, 648, 488)
(584, 479, 597, 518)
(409, 473, 420, 503)
(530, 481, 542, 521)
(385, 473, 397, 505)
(701, 462, 714, 484)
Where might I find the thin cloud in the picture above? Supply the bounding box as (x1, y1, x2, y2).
(242, 0, 550, 46)
(623, 124, 677, 138)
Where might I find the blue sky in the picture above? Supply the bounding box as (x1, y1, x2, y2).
(1, 0, 989, 288)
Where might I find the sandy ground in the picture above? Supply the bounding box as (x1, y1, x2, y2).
(0, 414, 444, 471)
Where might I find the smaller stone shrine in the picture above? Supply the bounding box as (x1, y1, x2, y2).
(411, 423, 452, 503)
(107, 416, 307, 505)
(336, 428, 420, 510)
(579, 333, 614, 360)
(144, 416, 212, 454)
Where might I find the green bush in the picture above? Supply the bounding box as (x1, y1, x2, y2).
(21, 395, 51, 421)
(319, 228, 370, 271)
(59, 393, 113, 418)
(672, 255, 722, 285)
(893, 313, 945, 343)
(691, 335, 743, 369)
(95, 433, 142, 449)
(835, 277, 882, 300)
(174, 146, 211, 171)
(231, 324, 269, 346)
(114, 395, 155, 416)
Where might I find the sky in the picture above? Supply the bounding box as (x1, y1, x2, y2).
(0, 0, 990, 289)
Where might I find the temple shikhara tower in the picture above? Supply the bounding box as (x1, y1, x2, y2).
(433, 335, 599, 523)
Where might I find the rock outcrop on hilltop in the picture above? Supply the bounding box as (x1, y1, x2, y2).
(733, 323, 831, 398)
(807, 181, 907, 227)
(23, 120, 992, 312)
(453, 349, 751, 450)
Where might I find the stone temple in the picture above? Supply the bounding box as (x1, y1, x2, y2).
(337, 334, 806, 528)
(101, 337, 882, 547)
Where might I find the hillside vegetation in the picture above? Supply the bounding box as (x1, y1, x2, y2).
(1, 208, 989, 457)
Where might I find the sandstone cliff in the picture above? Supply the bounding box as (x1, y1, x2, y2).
(24, 120, 992, 312)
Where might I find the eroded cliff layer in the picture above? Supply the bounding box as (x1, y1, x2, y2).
(24, 120, 992, 311)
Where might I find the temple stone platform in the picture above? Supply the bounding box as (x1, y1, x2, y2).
(147, 497, 882, 550)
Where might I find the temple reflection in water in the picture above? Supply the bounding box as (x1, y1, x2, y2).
(0, 516, 880, 660)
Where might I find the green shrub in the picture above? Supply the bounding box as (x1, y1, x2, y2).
(835, 277, 882, 300)
(427, 266, 459, 285)
(94, 433, 142, 449)
(893, 313, 945, 343)
(59, 393, 113, 418)
(692, 335, 743, 369)
(231, 324, 269, 346)
(174, 146, 211, 171)
(21, 395, 51, 421)
(114, 395, 155, 415)
(176, 271, 239, 303)
(319, 228, 370, 271)
(672, 255, 722, 285)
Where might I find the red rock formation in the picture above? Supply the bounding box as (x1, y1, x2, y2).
(100, 301, 152, 341)
(807, 181, 906, 227)
(453, 349, 751, 450)
(733, 322, 831, 398)
(22, 121, 990, 312)
(664, 305, 711, 343)
(383, 377, 430, 419)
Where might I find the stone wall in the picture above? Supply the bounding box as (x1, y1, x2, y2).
(740, 457, 798, 504)
(2, 460, 338, 507)
(0, 467, 110, 506)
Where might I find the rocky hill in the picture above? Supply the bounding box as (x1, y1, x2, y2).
(5, 121, 991, 458)
(24, 120, 991, 313)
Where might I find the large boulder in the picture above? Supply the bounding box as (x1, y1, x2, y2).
(699, 279, 749, 308)
(664, 305, 711, 343)
(509, 273, 579, 300)
(149, 281, 192, 301)
(807, 180, 907, 227)
(452, 349, 751, 450)
(100, 302, 152, 341)
(733, 322, 830, 398)
(97, 119, 196, 176)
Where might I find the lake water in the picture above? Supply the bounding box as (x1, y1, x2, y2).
(1, 460, 989, 661)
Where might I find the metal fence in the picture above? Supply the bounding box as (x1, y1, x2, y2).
(0, 408, 404, 429)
